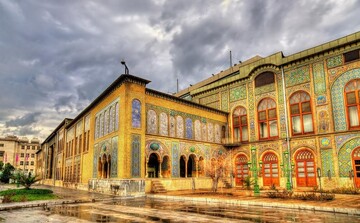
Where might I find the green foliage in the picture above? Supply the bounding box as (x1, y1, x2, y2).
(0, 163, 15, 183)
(0, 189, 56, 203)
(0, 161, 4, 171)
(243, 176, 254, 190)
(266, 189, 293, 199)
(0, 188, 53, 196)
(13, 172, 40, 189)
(267, 190, 335, 201)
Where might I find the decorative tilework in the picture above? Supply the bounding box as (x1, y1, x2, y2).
(331, 68, 360, 131)
(273, 73, 286, 138)
(131, 134, 141, 177)
(194, 120, 201, 141)
(169, 116, 176, 137)
(248, 82, 256, 141)
(338, 137, 360, 177)
(207, 123, 214, 142)
(132, 99, 141, 128)
(335, 133, 360, 151)
(318, 110, 330, 134)
(313, 62, 326, 95)
(199, 93, 218, 104)
(230, 85, 246, 102)
(172, 142, 179, 177)
(93, 144, 99, 178)
(201, 122, 207, 141)
(320, 137, 331, 148)
(111, 137, 118, 177)
(159, 112, 168, 136)
(327, 55, 342, 68)
(185, 118, 193, 139)
(147, 110, 157, 134)
(254, 84, 275, 95)
(176, 116, 184, 138)
(221, 91, 229, 112)
(214, 124, 221, 143)
(285, 66, 310, 87)
(316, 95, 327, 105)
(328, 61, 360, 84)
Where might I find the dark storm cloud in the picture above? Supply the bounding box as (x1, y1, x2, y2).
(5, 112, 41, 127)
(0, 0, 360, 140)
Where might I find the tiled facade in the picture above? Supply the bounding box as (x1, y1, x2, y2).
(40, 31, 360, 193)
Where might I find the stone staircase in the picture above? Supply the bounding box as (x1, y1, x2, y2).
(222, 178, 232, 188)
(151, 180, 167, 193)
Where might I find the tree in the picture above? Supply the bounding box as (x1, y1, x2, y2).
(13, 172, 40, 190)
(205, 150, 231, 192)
(0, 163, 15, 183)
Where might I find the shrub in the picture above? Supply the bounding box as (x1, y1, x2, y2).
(12, 172, 40, 190)
(266, 190, 293, 199)
(293, 192, 335, 201)
(0, 163, 15, 183)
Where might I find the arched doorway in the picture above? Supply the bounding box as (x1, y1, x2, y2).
(180, 155, 186, 177)
(161, 156, 171, 178)
(352, 147, 360, 188)
(262, 152, 279, 186)
(295, 149, 316, 187)
(148, 153, 159, 178)
(187, 154, 196, 177)
(234, 154, 248, 186)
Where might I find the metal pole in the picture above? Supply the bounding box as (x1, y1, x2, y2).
(281, 67, 292, 190)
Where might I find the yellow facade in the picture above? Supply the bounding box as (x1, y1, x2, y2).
(40, 31, 360, 193)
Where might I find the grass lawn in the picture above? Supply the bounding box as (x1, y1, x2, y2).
(0, 188, 58, 202)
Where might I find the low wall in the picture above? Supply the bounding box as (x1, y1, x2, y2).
(88, 179, 145, 197)
(145, 177, 227, 193)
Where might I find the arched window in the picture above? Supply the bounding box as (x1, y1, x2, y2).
(99, 114, 104, 138)
(132, 99, 141, 128)
(109, 106, 113, 132)
(159, 112, 168, 136)
(115, 102, 119, 131)
(232, 106, 248, 142)
(289, 91, 314, 135)
(258, 98, 278, 139)
(176, 116, 184, 138)
(147, 110, 157, 134)
(255, 71, 275, 87)
(185, 118, 193, 139)
(194, 120, 201, 141)
(104, 109, 108, 135)
(345, 79, 360, 129)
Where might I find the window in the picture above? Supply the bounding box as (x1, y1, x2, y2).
(26, 161, 29, 165)
(289, 91, 314, 135)
(31, 161, 34, 165)
(232, 106, 248, 142)
(255, 72, 275, 88)
(27, 146, 30, 150)
(0, 143, 3, 147)
(345, 79, 360, 129)
(31, 154, 35, 158)
(20, 161, 24, 165)
(21, 153, 24, 157)
(344, 50, 360, 63)
(21, 145, 25, 149)
(258, 98, 278, 139)
(132, 99, 141, 128)
(32, 146, 35, 150)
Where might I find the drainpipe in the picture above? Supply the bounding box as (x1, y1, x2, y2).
(281, 66, 293, 188)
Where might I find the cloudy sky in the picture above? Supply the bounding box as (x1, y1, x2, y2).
(0, 0, 360, 141)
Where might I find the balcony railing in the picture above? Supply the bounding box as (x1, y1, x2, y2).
(221, 137, 242, 147)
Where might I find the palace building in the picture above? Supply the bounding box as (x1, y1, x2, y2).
(39, 31, 360, 194)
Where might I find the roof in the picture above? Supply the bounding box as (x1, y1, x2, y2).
(42, 118, 72, 144)
(66, 74, 151, 128)
(175, 31, 360, 97)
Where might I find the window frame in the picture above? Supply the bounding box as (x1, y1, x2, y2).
(232, 106, 248, 142)
(345, 79, 360, 130)
(257, 98, 278, 140)
(289, 91, 314, 136)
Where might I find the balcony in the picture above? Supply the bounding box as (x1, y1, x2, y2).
(221, 137, 242, 147)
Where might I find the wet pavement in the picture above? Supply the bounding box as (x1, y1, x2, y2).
(0, 184, 360, 222)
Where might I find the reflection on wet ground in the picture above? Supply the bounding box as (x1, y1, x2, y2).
(1, 197, 360, 222)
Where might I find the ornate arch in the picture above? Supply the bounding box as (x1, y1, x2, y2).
(259, 149, 279, 160)
(338, 137, 360, 177)
(331, 68, 360, 131)
(145, 140, 170, 161)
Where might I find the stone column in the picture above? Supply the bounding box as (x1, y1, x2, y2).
(145, 157, 149, 178)
(158, 158, 162, 178)
(195, 158, 199, 178)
